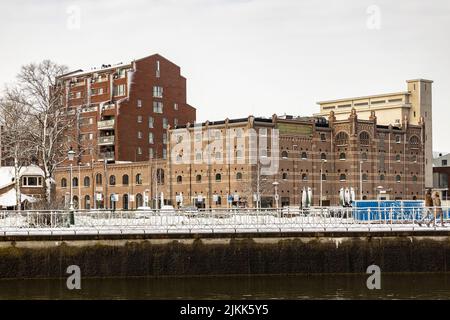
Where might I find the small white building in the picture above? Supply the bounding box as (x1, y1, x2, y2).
(0, 165, 45, 209)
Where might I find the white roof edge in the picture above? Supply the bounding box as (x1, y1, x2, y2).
(317, 91, 411, 105)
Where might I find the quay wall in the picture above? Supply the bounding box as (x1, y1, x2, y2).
(1, 231, 450, 278)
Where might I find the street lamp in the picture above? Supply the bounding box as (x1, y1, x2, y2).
(68, 147, 76, 225)
(320, 159, 327, 207)
(272, 181, 279, 209)
(359, 160, 364, 200)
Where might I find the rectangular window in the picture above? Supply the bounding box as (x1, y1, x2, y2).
(149, 132, 154, 144)
(138, 131, 143, 139)
(443, 160, 448, 166)
(137, 115, 143, 123)
(118, 69, 127, 78)
(113, 84, 126, 97)
(137, 99, 142, 108)
(88, 133, 94, 140)
(174, 118, 178, 127)
(174, 103, 178, 110)
(149, 148, 154, 159)
(149, 117, 154, 128)
(163, 118, 168, 129)
(162, 148, 167, 160)
(22, 176, 40, 187)
(137, 147, 142, 155)
(153, 86, 163, 98)
(156, 61, 160, 78)
(163, 133, 167, 144)
(153, 101, 163, 113)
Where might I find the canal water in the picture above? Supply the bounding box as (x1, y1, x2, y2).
(1, 273, 449, 300)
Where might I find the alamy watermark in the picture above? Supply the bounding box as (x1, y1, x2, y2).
(170, 126, 279, 175)
(66, 5, 82, 30)
(366, 5, 381, 30)
(66, 265, 81, 290)
(366, 264, 381, 290)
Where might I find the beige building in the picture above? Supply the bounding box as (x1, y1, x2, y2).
(315, 79, 433, 188)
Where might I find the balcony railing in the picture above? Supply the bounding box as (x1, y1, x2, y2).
(98, 119, 115, 130)
(99, 151, 115, 161)
(99, 136, 115, 145)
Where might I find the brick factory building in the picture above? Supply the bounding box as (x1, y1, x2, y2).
(55, 110, 426, 209)
(57, 53, 196, 165)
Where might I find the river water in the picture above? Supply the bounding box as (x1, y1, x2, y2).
(1, 273, 449, 300)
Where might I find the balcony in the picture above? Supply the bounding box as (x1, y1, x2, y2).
(98, 136, 115, 146)
(98, 119, 115, 130)
(99, 151, 115, 161)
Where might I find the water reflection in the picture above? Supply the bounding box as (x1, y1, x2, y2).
(0, 274, 449, 300)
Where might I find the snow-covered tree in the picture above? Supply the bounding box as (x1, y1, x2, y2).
(0, 92, 37, 210)
(12, 60, 71, 205)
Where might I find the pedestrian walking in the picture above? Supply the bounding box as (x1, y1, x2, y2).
(432, 192, 445, 227)
(417, 189, 434, 227)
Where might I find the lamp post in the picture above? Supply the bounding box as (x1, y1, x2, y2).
(272, 181, 279, 209)
(68, 148, 76, 225)
(359, 160, 364, 200)
(320, 159, 327, 207)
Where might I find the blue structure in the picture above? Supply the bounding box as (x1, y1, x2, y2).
(353, 200, 425, 221)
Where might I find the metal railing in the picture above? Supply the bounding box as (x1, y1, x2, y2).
(0, 207, 449, 236)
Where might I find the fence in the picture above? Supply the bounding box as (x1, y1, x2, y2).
(0, 207, 449, 236)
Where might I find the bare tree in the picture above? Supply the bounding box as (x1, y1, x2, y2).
(12, 60, 71, 205)
(0, 92, 37, 210)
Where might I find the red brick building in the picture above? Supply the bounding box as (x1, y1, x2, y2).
(58, 54, 196, 164)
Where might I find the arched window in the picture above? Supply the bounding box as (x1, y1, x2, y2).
(362, 173, 368, 182)
(321, 153, 327, 160)
(83, 176, 90, 187)
(409, 135, 420, 146)
(281, 151, 288, 159)
(73, 196, 79, 209)
(302, 173, 308, 181)
(359, 131, 370, 146)
(282, 172, 288, 180)
(215, 173, 222, 182)
(136, 173, 143, 185)
(336, 132, 349, 146)
(339, 174, 346, 181)
(339, 152, 346, 160)
(395, 154, 401, 162)
(236, 172, 243, 181)
(412, 175, 418, 183)
(72, 177, 78, 187)
(236, 150, 243, 158)
(396, 175, 401, 183)
(196, 174, 202, 183)
(136, 193, 143, 207)
(156, 169, 165, 184)
(96, 173, 102, 185)
(84, 195, 91, 210)
(122, 174, 129, 185)
(361, 152, 368, 161)
(321, 174, 327, 181)
(177, 175, 183, 183)
(123, 194, 129, 210)
(301, 152, 307, 160)
(61, 178, 67, 188)
(380, 174, 385, 181)
(109, 175, 116, 186)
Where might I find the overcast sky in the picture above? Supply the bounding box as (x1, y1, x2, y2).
(1, 0, 449, 151)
